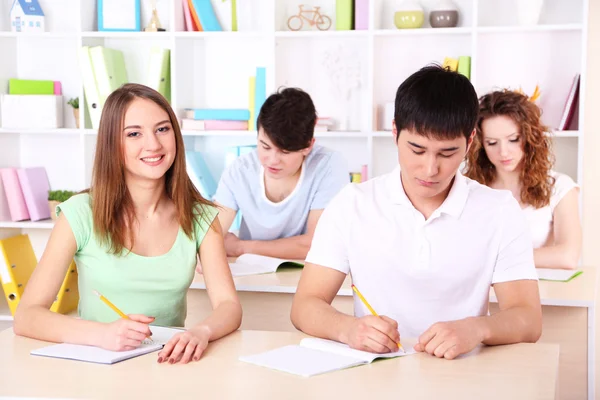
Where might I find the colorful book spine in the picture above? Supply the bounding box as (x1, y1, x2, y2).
(8, 79, 55, 95)
(190, 0, 222, 31)
(53, 81, 62, 95)
(457, 56, 471, 79)
(185, 108, 250, 121)
(248, 76, 256, 131)
(254, 67, 266, 119)
(0, 168, 29, 221)
(355, 0, 369, 30)
(182, 0, 195, 31)
(361, 164, 368, 182)
(187, 0, 203, 31)
(205, 120, 248, 130)
(443, 57, 459, 72)
(336, 0, 354, 30)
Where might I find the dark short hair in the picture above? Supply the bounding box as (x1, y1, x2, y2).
(257, 87, 317, 152)
(394, 64, 479, 142)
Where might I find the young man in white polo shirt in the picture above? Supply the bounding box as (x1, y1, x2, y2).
(290, 65, 542, 360)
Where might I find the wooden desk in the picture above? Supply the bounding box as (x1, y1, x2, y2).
(188, 266, 598, 400)
(0, 329, 559, 399)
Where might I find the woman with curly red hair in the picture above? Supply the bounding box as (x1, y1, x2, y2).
(464, 90, 581, 270)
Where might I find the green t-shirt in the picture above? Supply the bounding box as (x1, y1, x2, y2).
(56, 193, 217, 327)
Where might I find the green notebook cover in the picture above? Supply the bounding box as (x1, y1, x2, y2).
(539, 270, 583, 282)
(336, 0, 354, 30)
(457, 56, 471, 80)
(8, 79, 55, 95)
(89, 46, 129, 105)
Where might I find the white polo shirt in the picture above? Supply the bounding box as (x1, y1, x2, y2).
(305, 166, 538, 339)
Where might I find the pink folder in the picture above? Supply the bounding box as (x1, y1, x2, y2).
(0, 168, 30, 221)
(17, 167, 51, 221)
(0, 173, 11, 221)
(182, 0, 195, 31)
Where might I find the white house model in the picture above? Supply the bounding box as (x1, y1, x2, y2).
(10, 0, 45, 33)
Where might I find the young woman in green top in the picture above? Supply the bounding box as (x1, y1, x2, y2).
(13, 83, 242, 364)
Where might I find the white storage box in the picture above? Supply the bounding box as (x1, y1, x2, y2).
(0, 94, 64, 129)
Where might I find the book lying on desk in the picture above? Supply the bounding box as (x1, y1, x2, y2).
(229, 254, 303, 277)
(536, 268, 583, 282)
(240, 337, 416, 377)
(30, 326, 183, 365)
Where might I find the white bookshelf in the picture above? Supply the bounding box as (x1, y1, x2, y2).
(0, 0, 589, 306)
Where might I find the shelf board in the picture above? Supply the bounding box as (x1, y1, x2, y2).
(174, 31, 267, 39)
(275, 30, 369, 38)
(477, 24, 583, 34)
(181, 130, 256, 137)
(0, 31, 75, 38)
(0, 220, 55, 229)
(552, 130, 580, 138)
(372, 131, 394, 137)
(374, 27, 472, 37)
(81, 31, 170, 39)
(0, 128, 81, 135)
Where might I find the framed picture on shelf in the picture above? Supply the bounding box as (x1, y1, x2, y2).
(98, 0, 141, 32)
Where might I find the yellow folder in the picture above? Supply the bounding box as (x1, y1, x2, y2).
(0, 234, 78, 316)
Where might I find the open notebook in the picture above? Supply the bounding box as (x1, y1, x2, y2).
(229, 254, 303, 277)
(30, 325, 183, 364)
(537, 268, 583, 282)
(239, 337, 416, 377)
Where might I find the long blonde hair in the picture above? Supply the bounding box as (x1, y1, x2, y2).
(86, 83, 214, 254)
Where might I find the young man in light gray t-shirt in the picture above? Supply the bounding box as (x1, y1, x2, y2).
(214, 87, 349, 259)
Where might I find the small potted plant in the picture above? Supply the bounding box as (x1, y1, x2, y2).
(48, 190, 76, 220)
(67, 97, 80, 129)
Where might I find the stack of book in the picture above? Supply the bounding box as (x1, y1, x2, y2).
(181, 66, 266, 132)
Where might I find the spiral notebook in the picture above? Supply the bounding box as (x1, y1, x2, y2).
(239, 337, 416, 377)
(30, 326, 183, 364)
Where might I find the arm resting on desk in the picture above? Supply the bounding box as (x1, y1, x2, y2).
(191, 220, 242, 340)
(291, 262, 353, 342)
(291, 263, 400, 354)
(227, 210, 324, 260)
(533, 188, 582, 270)
(13, 214, 109, 346)
(480, 280, 543, 345)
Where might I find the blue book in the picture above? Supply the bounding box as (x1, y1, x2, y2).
(191, 0, 222, 31)
(185, 151, 217, 200)
(254, 67, 266, 118)
(185, 108, 250, 121)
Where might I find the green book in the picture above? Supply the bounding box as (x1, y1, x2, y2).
(457, 56, 471, 80)
(89, 46, 129, 105)
(8, 79, 55, 95)
(336, 0, 354, 30)
(537, 268, 583, 282)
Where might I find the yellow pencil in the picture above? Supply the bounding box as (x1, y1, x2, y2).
(351, 284, 404, 352)
(93, 290, 152, 341)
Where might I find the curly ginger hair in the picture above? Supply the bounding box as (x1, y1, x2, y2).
(464, 90, 555, 209)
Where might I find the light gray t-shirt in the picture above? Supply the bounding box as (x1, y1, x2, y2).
(214, 145, 349, 240)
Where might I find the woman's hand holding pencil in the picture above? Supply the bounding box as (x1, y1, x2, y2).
(93, 290, 155, 352)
